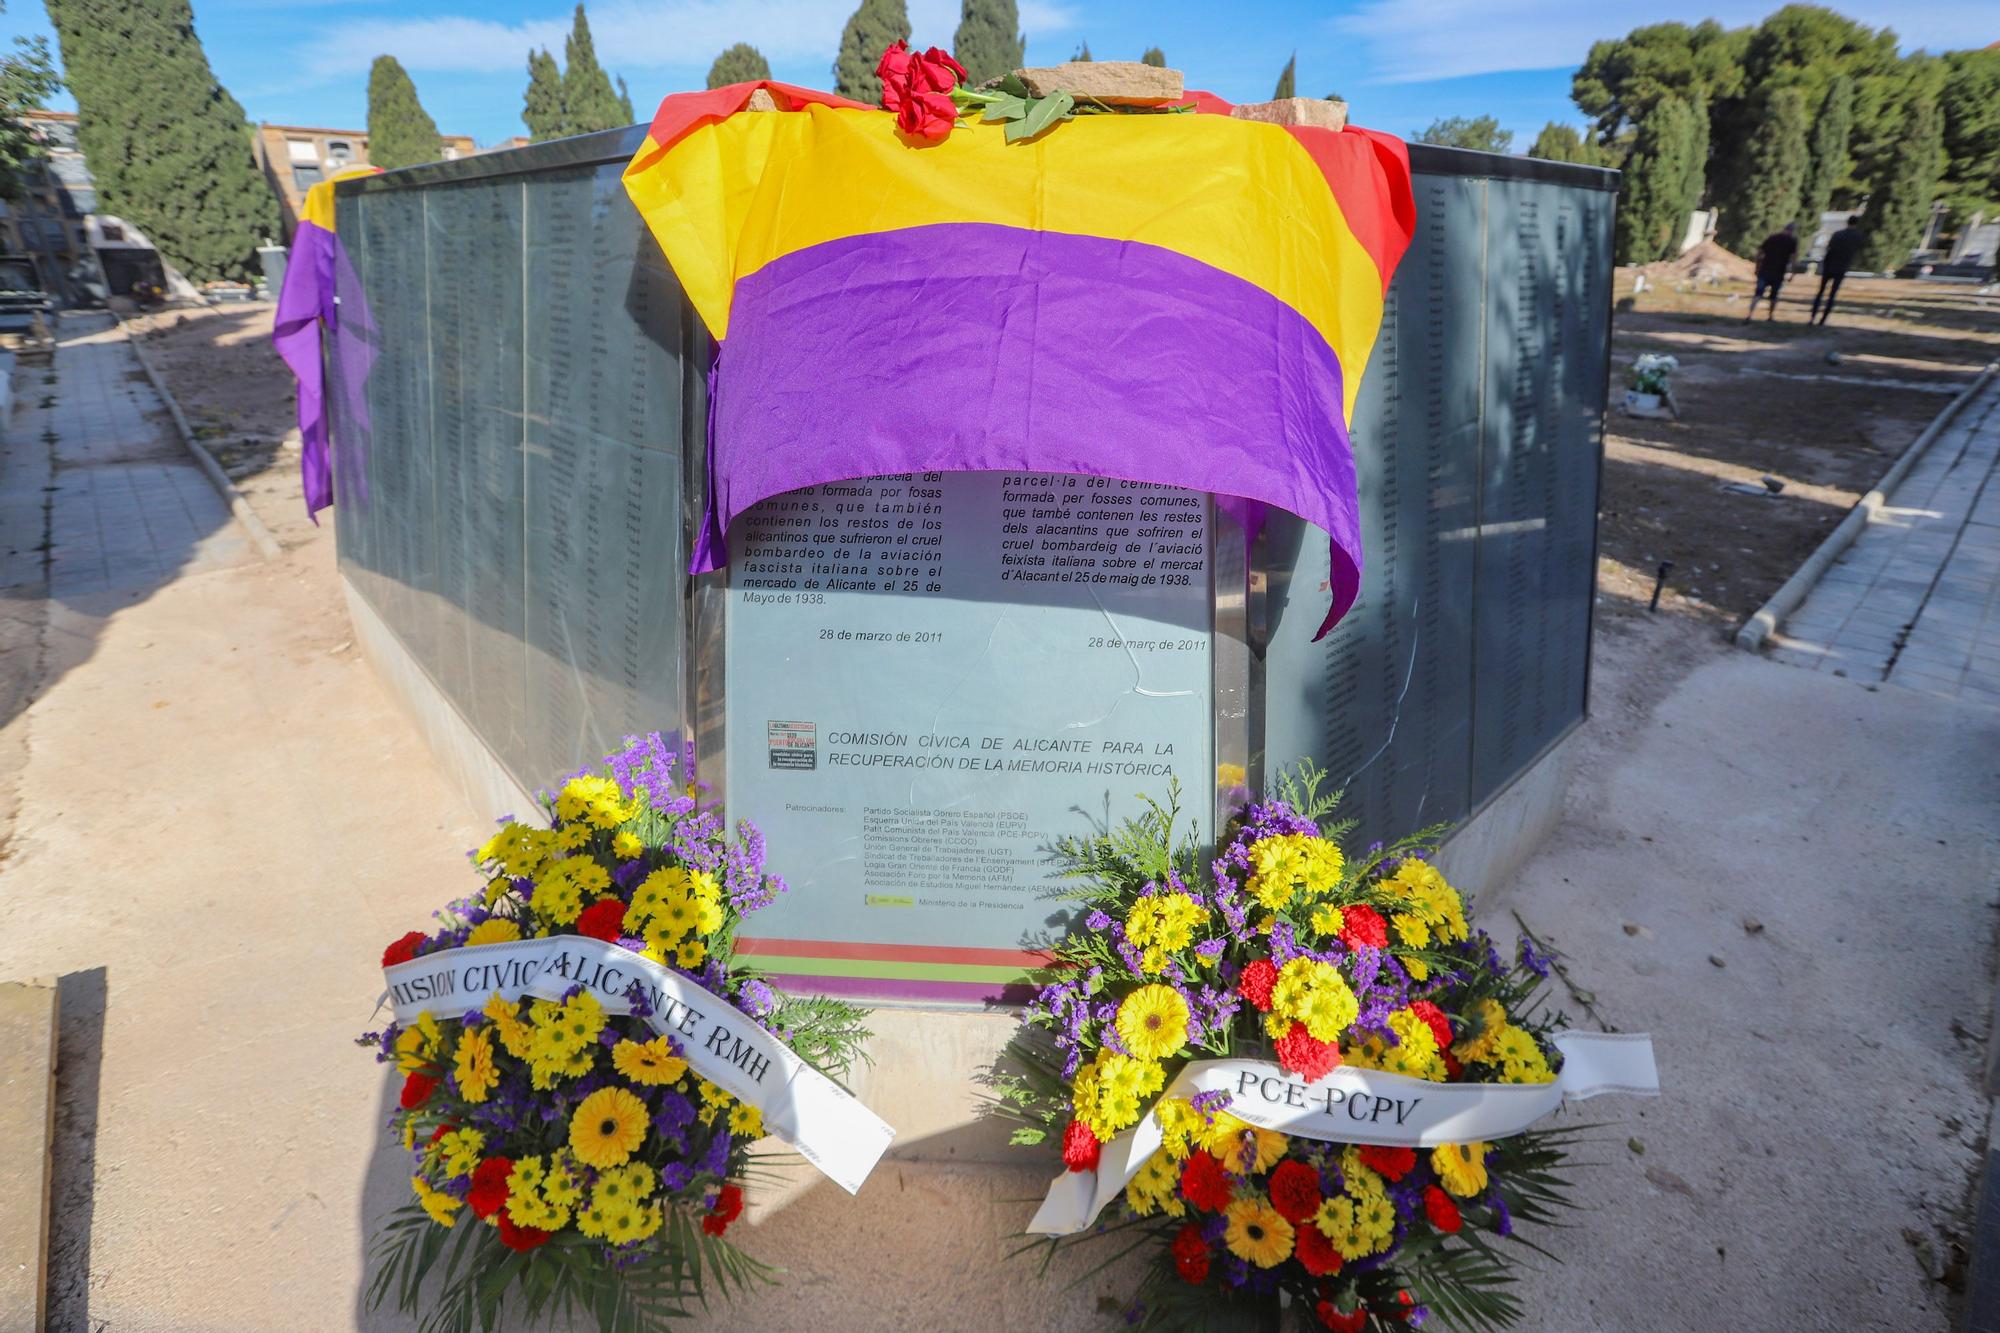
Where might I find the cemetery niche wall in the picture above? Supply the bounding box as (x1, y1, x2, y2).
(329, 132, 1614, 1012)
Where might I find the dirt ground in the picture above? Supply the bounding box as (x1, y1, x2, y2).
(1598, 271, 2000, 638)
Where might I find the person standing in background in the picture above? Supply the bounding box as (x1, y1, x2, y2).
(1811, 216, 1866, 326)
(1743, 222, 1799, 323)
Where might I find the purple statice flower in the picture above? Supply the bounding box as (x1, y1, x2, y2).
(598, 1028, 622, 1049)
(658, 1161, 694, 1193)
(1190, 1088, 1233, 1117)
(652, 1091, 696, 1150)
(1387, 1177, 1423, 1218)
(1122, 1301, 1146, 1326)
(561, 982, 588, 1002)
(613, 859, 646, 891)
(1490, 1192, 1514, 1236)
(622, 980, 656, 1019)
(1193, 938, 1225, 964)
(460, 1009, 484, 1028)
(1115, 937, 1146, 974)
(1517, 934, 1553, 979)
(738, 977, 779, 1019)
(1199, 1214, 1228, 1246)
(699, 1130, 732, 1177)
(603, 731, 688, 811)
(1407, 1306, 1430, 1328)
(510, 876, 534, 898)
(1084, 909, 1113, 932)
(1220, 1256, 1250, 1290)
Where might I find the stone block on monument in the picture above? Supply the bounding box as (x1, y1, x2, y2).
(1229, 97, 1350, 130)
(1011, 61, 1184, 105)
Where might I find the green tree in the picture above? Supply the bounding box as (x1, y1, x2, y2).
(952, 0, 1022, 89)
(833, 0, 911, 103)
(1273, 53, 1295, 100)
(707, 43, 772, 90)
(1860, 91, 1943, 270)
(1325, 91, 1343, 104)
(1529, 122, 1602, 166)
(1416, 115, 1513, 153)
(45, 0, 279, 280)
(1938, 48, 2000, 211)
(1716, 85, 1809, 251)
(1618, 95, 1705, 264)
(365, 55, 440, 172)
(1798, 74, 1853, 231)
(0, 14, 60, 202)
(561, 3, 625, 134)
(617, 75, 634, 125)
(1573, 19, 1747, 149)
(1140, 47, 1165, 68)
(1072, 41, 1093, 62)
(524, 48, 564, 142)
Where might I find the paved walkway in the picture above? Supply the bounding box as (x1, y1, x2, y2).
(0, 313, 251, 603)
(1768, 369, 2000, 705)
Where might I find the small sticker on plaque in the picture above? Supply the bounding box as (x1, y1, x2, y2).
(767, 721, 817, 770)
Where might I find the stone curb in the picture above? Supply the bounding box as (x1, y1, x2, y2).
(1964, 1097, 2000, 1331)
(113, 315, 283, 562)
(0, 977, 59, 1332)
(1735, 360, 2000, 652)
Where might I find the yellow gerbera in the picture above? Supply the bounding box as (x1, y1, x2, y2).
(1432, 1141, 1490, 1198)
(1202, 1112, 1288, 1175)
(570, 1086, 649, 1168)
(1115, 984, 1191, 1063)
(465, 917, 521, 947)
(454, 1027, 499, 1103)
(1223, 1197, 1295, 1268)
(611, 1035, 688, 1086)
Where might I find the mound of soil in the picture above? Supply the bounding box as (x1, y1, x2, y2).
(1640, 239, 1756, 285)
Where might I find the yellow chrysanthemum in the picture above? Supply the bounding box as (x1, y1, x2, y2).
(555, 822, 593, 851)
(1493, 1026, 1554, 1084)
(1452, 998, 1509, 1064)
(611, 830, 644, 859)
(394, 1012, 438, 1074)
(504, 1155, 573, 1230)
(728, 1100, 765, 1138)
(1115, 984, 1191, 1063)
(1071, 1050, 1165, 1140)
(465, 917, 522, 947)
(532, 864, 586, 925)
(411, 1175, 461, 1227)
(1310, 903, 1346, 937)
(1432, 1141, 1490, 1198)
(1201, 1111, 1288, 1175)
(1266, 957, 1359, 1042)
(698, 1078, 733, 1110)
(676, 939, 707, 969)
(1153, 1097, 1207, 1161)
(611, 1035, 688, 1086)
(437, 1127, 484, 1178)
(652, 891, 699, 940)
(1313, 1195, 1389, 1260)
(1345, 1008, 1447, 1082)
(693, 895, 725, 935)
(1124, 1148, 1186, 1218)
(478, 822, 552, 877)
(454, 1027, 499, 1103)
(629, 867, 688, 926)
(1223, 1197, 1295, 1268)
(1125, 892, 1208, 967)
(570, 1086, 648, 1168)
(484, 993, 535, 1059)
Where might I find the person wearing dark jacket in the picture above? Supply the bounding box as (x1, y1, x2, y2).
(1743, 222, 1799, 322)
(1811, 217, 1866, 325)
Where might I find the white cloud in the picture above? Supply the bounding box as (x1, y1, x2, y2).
(296, 0, 1077, 85)
(1332, 0, 2000, 84)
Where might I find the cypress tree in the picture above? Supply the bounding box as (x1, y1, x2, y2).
(617, 75, 634, 125)
(524, 49, 564, 141)
(834, 0, 911, 103)
(1859, 93, 1943, 271)
(1617, 95, 1704, 264)
(1798, 75, 1853, 232)
(365, 55, 440, 171)
(1073, 41, 1092, 62)
(45, 0, 279, 281)
(1140, 47, 1165, 68)
(1717, 85, 1809, 252)
(1529, 122, 1601, 166)
(1273, 53, 1295, 100)
(952, 0, 1023, 89)
(707, 44, 772, 90)
(561, 3, 625, 134)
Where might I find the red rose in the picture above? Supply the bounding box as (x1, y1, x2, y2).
(575, 897, 627, 943)
(399, 1071, 438, 1109)
(1356, 1145, 1416, 1181)
(1408, 1000, 1454, 1052)
(1294, 1222, 1343, 1277)
(468, 1156, 514, 1219)
(1337, 906, 1388, 950)
(1423, 1184, 1462, 1234)
(1170, 1223, 1210, 1283)
(497, 1213, 550, 1252)
(1266, 1159, 1323, 1225)
(1315, 1301, 1367, 1333)
(876, 40, 913, 111)
(702, 1183, 744, 1236)
(896, 89, 958, 142)
(909, 45, 966, 94)
(1237, 958, 1279, 1011)
(1061, 1119, 1101, 1173)
(382, 930, 428, 968)
(1274, 1022, 1343, 1083)
(1179, 1150, 1232, 1213)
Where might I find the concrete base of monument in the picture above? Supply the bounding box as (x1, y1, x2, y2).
(345, 572, 1583, 1171)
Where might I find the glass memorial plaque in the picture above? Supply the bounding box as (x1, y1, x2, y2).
(722, 470, 1214, 1004)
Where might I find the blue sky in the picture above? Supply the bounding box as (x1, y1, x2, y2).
(3, 0, 1993, 150)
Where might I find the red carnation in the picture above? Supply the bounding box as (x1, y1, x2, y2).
(1357, 1144, 1416, 1181)
(1266, 1159, 1323, 1225)
(1170, 1223, 1210, 1284)
(399, 1071, 438, 1110)
(1179, 1150, 1232, 1213)
(1315, 1301, 1367, 1333)
(382, 930, 428, 968)
(1423, 1184, 1462, 1234)
(575, 897, 628, 943)
(1408, 1000, 1454, 1052)
(1237, 958, 1279, 1012)
(702, 1183, 745, 1236)
(1443, 1049, 1464, 1080)
(468, 1156, 514, 1219)
(1337, 906, 1388, 950)
(1295, 1222, 1343, 1277)
(1274, 1022, 1343, 1083)
(1061, 1119, 1101, 1174)
(497, 1213, 550, 1252)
